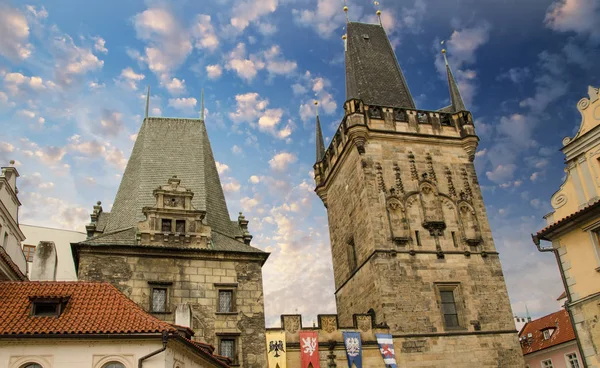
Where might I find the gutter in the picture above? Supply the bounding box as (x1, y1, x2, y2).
(138, 331, 168, 368)
(532, 235, 588, 368)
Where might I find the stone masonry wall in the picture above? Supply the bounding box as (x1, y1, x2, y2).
(77, 251, 267, 368)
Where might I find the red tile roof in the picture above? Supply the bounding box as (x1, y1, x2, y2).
(536, 199, 600, 239)
(0, 281, 176, 335)
(519, 309, 576, 355)
(0, 246, 27, 281)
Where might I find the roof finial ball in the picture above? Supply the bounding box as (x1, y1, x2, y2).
(9, 160, 15, 165)
(343, 3, 349, 22)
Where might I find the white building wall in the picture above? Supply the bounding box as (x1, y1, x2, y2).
(1, 338, 220, 368)
(0, 165, 27, 277)
(21, 224, 86, 281)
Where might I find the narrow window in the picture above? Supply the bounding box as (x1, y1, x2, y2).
(566, 353, 580, 368)
(152, 288, 167, 312)
(175, 220, 186, 233)
(3, 232, 8, 248)
(218, 290, 233, 312)
(451, 232, 458, 247)
(23, 244, 36, 262)
(220, 339, 236, 362)
(161, 219, 172, 233)
(415, 231, 422, 246)
(541, 359, 554, 368)
(440, 290, 459, 328)
(347, 238, 357, 271)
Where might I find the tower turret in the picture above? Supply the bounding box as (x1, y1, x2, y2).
(442, 49, 467, 112)
(315, 101, 325, 163)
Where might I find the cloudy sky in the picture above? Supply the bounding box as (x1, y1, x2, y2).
(1, 0, 599, 326)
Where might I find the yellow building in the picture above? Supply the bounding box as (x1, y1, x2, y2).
(533, 86, 600, 367)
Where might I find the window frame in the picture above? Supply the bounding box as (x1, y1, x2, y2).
(22, 244, 36, 262)
(161, 219, 173, 233)
(564, 352, 580, 368)
(541, 359, 554, 368)
(347, 237, 357, 272)
(215, 283, 238, 315)
(216, 333, 240, 365)
(435, 283, 465, 331)
(148, 281, 173, 314)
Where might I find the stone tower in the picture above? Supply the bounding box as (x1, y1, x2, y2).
(313, 22, 524, 366)
(72, 114, 269, 367)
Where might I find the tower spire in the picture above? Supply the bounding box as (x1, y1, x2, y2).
(201, 88, 205, 120)
(442, 49, 467, 112)
(315, 101, 325, 163)
(145, 86, 150, 119)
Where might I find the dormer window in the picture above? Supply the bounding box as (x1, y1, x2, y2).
(31, 297, 69, 317)
(542, 328, 555, 340)
(161, 219, 172, 232)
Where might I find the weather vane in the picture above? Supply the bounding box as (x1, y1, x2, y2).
(373, 1, 382, 25)
(314, 100, 319, 117)
(440, 40, 449, 65)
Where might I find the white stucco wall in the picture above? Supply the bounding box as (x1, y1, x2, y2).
(0, 338, 222, 368)
(0, 168, 27, 276)
(20, 224, 86, 281)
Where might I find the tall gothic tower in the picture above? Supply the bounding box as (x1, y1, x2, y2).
(313, 22, 524, 366)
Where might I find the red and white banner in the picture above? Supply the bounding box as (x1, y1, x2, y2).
(299, 331, 320, 368)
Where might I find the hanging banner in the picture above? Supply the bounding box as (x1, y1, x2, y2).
(266, 331, 287, 368)
(343, 331, 362, 368)
(376, 333, 397, 368)
(300, 331, 320, 368)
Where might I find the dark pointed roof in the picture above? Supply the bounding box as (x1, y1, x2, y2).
(345, 22, 415, 109)
(445, 56, 467, 112)
(315, 114, 325, 163)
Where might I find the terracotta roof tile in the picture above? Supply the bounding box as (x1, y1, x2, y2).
(0, 281, 176, 335)
(518, 309, 576, 355)
(536, 199, 600, 239)
(0, 246, 27, 281)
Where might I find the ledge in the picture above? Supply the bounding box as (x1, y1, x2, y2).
(215, 312, 239, 316)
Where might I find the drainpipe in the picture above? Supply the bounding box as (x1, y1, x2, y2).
(139, 331, 169, 368)
(532, 235, 587, 368)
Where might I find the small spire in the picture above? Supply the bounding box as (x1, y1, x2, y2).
(525, 304, 531, 322)
(374, 1, 382, 26)
(442, 48, 467, 112)
(145, 85, 150, 119)
(315, 101, 325, 163)
(201, 88, 205, 120)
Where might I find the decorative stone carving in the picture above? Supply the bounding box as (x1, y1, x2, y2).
(409, 152, 418, 180)
(420, 182, 446, 236)
(387, 197, 410, 244)
(458, 202, 481, 246)
(551, 193, 568, 209)
(426, 154, 437, 182)
(376, 163, 386, 193)
(393, 163, 405, 195)
(461, 168, 473, 201)
(356, 315, 371, 332)
(284, 315, 301, 334)
(320, 316, 337, 333)
(446, 167, 456, 198)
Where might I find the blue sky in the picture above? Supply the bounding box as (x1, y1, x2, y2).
(1, 0, 599, 326)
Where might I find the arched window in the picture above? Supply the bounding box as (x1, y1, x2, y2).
(102, 363, 125, 368)
(21, 364, 43, 368)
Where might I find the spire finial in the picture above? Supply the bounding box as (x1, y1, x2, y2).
(441, 43, 467, 112)
(374, 1, 382, 25)
(145, 85, 150, 119)
(314, 100, 319, 116)
(343, 1, 349, 23)
(315, 102, 325, 163)
(201, 88, 205, 120)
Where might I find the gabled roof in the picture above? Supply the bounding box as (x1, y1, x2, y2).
(345, 22, 415, 109)
(0, 281, 175, 335)
(535, 198, 600, 240)
(0, 246, 27, 281)
(519, 309, 576, 355)
(104, 117, 239, 238)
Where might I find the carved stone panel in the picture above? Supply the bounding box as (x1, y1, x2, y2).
(458, 201, 481, 246)
(387, 197, 410, 243)
(320, 315, 338, 333)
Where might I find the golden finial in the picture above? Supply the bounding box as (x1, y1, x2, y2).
(343, 1, 349, 22)
(440, 40, 449, 66)
(314, 100, 319, 116)
(342, 34, 347, 40)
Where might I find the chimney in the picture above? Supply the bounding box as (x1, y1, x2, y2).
(30, 241, 57, 281)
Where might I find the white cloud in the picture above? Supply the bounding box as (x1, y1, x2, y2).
(52, 34, 104, 86)
(216, 161, 230, 175)
(164, 77, 186, 95)
(25, 5, 48, 19)
(206, 64, 223, 79)
(191, 14, 219, 51)
(96, 109, 124, 137)
(17, 109, 36, 119)
(530, 172, 540, 181)
(225, 43, 265, 82)
(230, 0, 278, 32)
(269, 152, 297, 171)
(486, 164, 517, 184)
(117, 67, 145, 90)
(249, 175, 260, 184)
(223, 178, 241, 193)
(496, 67, 531, 84)
(4, 72, 48, 95)
(545, 0, 600, 43)
(232, 145, 243, 154)
(229, 92, 290, 138)
(93, 36, 108, 53)
(257, 22, 277, 36)
(263, 45, 297, 76)
(88, 81, 105, 90)
(292, 0, 346, 38)
(168, 97, 197, 110)
(0, 4, 33, 61)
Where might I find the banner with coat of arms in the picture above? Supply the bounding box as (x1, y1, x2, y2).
(299, 330, 320, 368)
(266, 331, 287, 368)
(342, 331, 362, 368)
(376, 333, 397, 368)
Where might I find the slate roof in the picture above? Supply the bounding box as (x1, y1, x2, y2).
(345, 22, 415, 109)
(0, 281, 176, 335)
(104, 117, 239, 238)
(446, 63, 467, 112)
(315, 114, 325, 163)
(519, 309, 576, 355)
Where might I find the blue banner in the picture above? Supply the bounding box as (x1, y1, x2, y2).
(376, 333, 397, 368)
(343, 331, 362, 368)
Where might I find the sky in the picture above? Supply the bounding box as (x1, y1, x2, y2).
(1, 0, 599, 327)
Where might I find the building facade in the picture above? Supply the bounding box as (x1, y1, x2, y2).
(72, 115, 269, 367)
(519, 309, 582, 368)
(312, 21, 524, 366)
(0, 281, 230, 368)
(533, 85, 600, 367)
(0, 161, 27, 281)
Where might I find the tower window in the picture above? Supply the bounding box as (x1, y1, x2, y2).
(440, 290, 459, 327)
(175, 220, 185, 233)
(161, 219, 172, 232)
(347, 238, 357, 271)
(451, 232, 458, 247)
(152, 288, 167, 312)
(415, 231, 422, 246)
(220, 339, 236, 362)
(218, 290, 233, 312)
